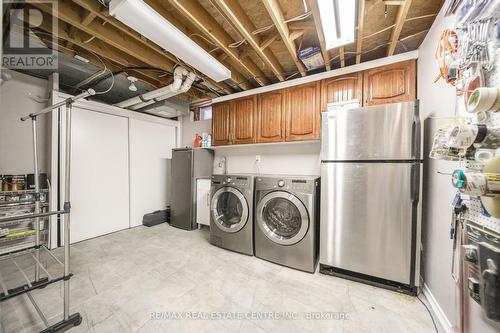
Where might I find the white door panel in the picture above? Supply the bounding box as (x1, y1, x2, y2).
(71, 109, 129, 243)
(129, 119, 176, 227)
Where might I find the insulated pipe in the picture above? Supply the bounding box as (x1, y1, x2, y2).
(127, 70, 197, 110)
(114, 66, 190, 109)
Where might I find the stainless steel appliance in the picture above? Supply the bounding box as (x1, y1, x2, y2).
(254, 175, 320, 273)
(170, 148, 213, 230)
(319, 101, 422, 294)
(210, 174, 254, 255)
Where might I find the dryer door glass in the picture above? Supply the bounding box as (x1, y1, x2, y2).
(211, 187, 249, 233)
(257, 191, 309, 245)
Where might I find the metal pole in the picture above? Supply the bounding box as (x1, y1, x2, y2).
(63, 101, 72, 320)
(20, 89, 95, 121)
(31, 117, 41, 282)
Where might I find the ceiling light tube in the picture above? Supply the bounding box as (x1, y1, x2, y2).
(317, 0, 357, 50)
(109, 0, 231, 82)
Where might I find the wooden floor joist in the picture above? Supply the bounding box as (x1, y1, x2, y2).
(167, 0, 269, 86)
(262, 0, 307, 77)
(307, 0, 331, 71)
(387, 0, 413, 56)
(356, 0, 366, 64)
(146, 0, 252, 91)
(71, 0, 236, 93)
(212, 0, 285, 81)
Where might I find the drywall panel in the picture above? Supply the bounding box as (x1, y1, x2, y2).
(213, 142, 321, 176)
(70, 108, 129, 243)
(129, 119, 176, 227)
(181, 114, 211, 148)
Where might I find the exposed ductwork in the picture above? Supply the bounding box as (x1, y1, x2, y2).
(114, 66, 197, 110)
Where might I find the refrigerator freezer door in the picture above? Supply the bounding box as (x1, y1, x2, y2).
(320, 162, 419, 285)
(321, 101, 420, 161)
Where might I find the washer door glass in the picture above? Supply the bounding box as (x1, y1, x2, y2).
(211, 187, 248, 233)
(257, 191, 309, 245)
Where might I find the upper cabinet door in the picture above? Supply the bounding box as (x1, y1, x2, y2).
(211, 102, 231, 146)
(363, 60, 416, 106)
(257, 90, 285, 143)
(321, 73, 363, 110)
(285, 81, 321, 141)
(231, 96, 257, 145)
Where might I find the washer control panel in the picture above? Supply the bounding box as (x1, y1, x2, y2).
(212, 175, 252, 188)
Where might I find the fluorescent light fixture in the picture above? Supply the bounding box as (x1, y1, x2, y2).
(109, 0, 231, 82)
(317, 0, 357, 50)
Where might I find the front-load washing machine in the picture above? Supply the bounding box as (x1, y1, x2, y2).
(210, 174, 254, 255)
(254, 175, 320, 273)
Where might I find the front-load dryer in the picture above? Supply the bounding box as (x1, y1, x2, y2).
(210, 174, 254, 255)
(254, 175, 320, 272)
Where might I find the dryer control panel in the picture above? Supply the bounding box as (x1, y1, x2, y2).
(256, 176, 319, 193)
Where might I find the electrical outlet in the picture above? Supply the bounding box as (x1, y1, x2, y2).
(255, 155, 261, 163)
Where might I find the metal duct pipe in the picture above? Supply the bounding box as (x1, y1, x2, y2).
(114, 66, 194, 109)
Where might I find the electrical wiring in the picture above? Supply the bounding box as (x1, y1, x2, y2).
(97, 0, 108, 8)
(93, 68, 115, 95)
(416, 292, 439, 333)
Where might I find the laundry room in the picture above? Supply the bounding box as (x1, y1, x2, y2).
(1, 0, 500, 332)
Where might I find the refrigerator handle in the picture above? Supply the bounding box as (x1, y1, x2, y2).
(411, 102, 421, 160)
(410, 163, 420, 203)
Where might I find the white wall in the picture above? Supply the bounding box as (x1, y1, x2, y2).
(181, 114, 211, 148)
(181, 114, 321, 176)
(418, 7, 500, 333)
(213, 142, 320, 176)
(0, 69, 49, 173)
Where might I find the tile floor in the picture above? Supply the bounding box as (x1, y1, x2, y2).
(0, 224, 441, 333)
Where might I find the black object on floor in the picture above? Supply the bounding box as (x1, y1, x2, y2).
(143, 209, 169, 227)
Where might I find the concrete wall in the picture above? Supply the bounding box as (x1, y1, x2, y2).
(0, 69, 49, 173)
(418, 6, 500, 333)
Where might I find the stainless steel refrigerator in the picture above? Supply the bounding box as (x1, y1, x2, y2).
(171, 148, 214, 230)
(319, 101, 422, 294)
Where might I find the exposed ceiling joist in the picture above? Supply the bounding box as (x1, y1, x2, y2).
(33, 18, 173, 90)
(261, 0, 307, 76)
(71, 0, 233, 94)
(356, 0, 365, 64)
(387, 0, 413, 56)
(306, 0, 331, 71)
(212, 0, 285, 82)
(145, 0, 252, 91)
(339, 47, 345, 67)
(80, 11, 96, 26)
(167, 0, 269, 86)
(260, 33, 279, 50)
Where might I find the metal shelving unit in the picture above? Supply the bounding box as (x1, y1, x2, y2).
(0, 89, 95, 332)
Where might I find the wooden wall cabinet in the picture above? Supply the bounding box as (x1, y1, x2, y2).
(231, 96, 257, 144)
(257, 90, 285, 143)
(321, 72, 363, 111)
(211, 61, 417, 146)
(285, 81, 321, 141)
(363, 60, 416, 106)
(211, 101, 231, 146)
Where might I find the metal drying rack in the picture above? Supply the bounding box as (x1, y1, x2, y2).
(0, 89, 95, 332)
